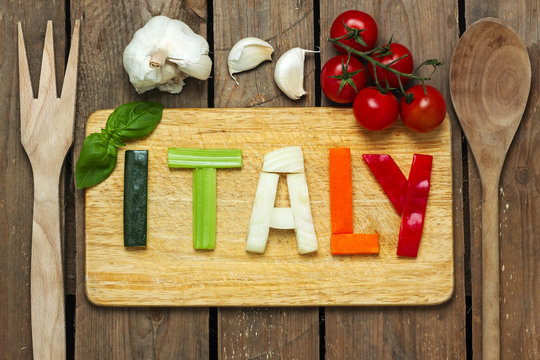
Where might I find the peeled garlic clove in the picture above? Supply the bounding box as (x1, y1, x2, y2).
(228, 37, 274, 85)
(274, 47, 319, 100)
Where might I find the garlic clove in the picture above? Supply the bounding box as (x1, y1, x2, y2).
(169, 54, 212, 80)
(274, 47, 319, 100)
(228, 37, 274, 85)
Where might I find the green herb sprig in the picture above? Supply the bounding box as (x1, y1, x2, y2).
(75, 101, 163, 189)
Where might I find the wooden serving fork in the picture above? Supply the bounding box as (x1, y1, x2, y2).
(18, 20, 80, 359)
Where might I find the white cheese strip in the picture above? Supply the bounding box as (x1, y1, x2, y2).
(262, 146, 304, 173)
(287, 173, 318, 254)
(270, 207, 295, 229)
(245, 172, 280, 253)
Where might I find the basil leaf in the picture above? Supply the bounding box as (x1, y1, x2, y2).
(106, 101, 164, 140)
(75, 133, 118, 189)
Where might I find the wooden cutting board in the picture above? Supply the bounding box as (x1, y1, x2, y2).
(85, 107, 453, 306)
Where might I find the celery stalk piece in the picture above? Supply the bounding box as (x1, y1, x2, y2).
(270, 207, 295, 229)
(246, 172, 280, 253)
(167, 147, 242, 250)
(193, 167, 217, 249)
(287, 173, 318, 254)
(168, 148, 242, 168)
(262, 146, 304, 173)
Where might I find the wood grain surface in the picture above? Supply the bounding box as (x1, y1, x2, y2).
(0, 2, 66, 358)
(85, 108, 453, 306)
(19, 18, 80, 360)
(69, 1, 210, 358)
(320, 1, 468, 359)
(1, 0, 537, 359)
(466, 3, 540, 360)
(212, 2, 320, 358)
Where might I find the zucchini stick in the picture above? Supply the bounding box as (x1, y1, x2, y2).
(124, 150, 148, 247)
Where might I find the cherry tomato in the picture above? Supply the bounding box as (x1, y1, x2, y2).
(330, 10, 378, 53)
(400, 85, 446, 132)
(353, 87, 399, 131)
(367, 43, 414, 88)
(321, 55, 367, 104)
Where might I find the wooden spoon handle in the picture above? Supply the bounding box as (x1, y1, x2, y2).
(30, 170, 66, 360)
(481, 183, 501, 360)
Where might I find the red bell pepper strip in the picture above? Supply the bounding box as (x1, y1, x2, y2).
(397, 154, 433, 257)
(362, 154, 408, 215)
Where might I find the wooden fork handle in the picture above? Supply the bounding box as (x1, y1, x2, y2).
(481, 182, 501, 360)
(30, 170, 66, 360)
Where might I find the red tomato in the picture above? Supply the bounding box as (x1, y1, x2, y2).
(321, 55, 367, 104)
(353, 87, 399, 131)
(330, 10, 378, 53)
(367, 43, 414, 88)
(400, 85, 446, 132)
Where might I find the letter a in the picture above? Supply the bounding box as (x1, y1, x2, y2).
(245, 146, 318, 254)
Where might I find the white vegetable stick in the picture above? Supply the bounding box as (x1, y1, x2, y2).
(245, 172, 280, 253)
(262, 146, 304, 173)
(287, 173, 318, 254)
(270, 207, 295, 229)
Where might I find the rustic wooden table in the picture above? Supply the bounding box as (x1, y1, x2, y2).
(1, 1, 538, 359)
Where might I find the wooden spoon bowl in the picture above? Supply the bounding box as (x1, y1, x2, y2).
(450, 18, 531, 360)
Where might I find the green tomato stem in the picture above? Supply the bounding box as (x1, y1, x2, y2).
(328, 38, 430, 82)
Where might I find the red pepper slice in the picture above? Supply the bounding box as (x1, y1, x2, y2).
(362, 154, 408, 215)
(397, 154, 432, 257)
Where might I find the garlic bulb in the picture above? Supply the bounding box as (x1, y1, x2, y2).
(274, 47, 319, 100)
(228, 37, 274, 85)
(123, 16, 212, 94)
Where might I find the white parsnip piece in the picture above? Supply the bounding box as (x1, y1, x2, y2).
(287, 173, 318, 254)
(245, 172, 279, 253)
(262, 146, 304, 173)
(270, 207, 295, 229)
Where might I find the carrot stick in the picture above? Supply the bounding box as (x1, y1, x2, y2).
(329, 148, 354, 234)
(331, 234, 380, 255)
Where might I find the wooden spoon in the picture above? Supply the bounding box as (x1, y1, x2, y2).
(450, 18, 531, 360)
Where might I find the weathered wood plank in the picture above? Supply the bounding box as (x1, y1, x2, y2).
(466, 2, 540, 359)
(70, 1, 210, 358)
(320, 1, 467, 358)
(212, 0, 319, 358)
(0, 1, 65, 358)
(213, 0, 317, 108)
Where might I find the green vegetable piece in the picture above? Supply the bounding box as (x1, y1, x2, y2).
(75, 133, 118, 189)
(106, 101, 164, 140)
(167, 148, 242, 250)
(168, 148, 242, 168)
(75, 101, 163, 189)
(193, 168, 217, 249)
(123, 150, 148, 247)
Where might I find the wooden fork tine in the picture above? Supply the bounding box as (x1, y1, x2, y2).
(38, 21, 57, 99)
(61, 19, 80, 101)
(17, 22, 33, 112)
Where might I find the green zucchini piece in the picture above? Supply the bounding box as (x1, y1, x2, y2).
(123, 150, 148, 247)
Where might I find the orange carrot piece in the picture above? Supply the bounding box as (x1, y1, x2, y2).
(331, 233, 380, 255)
(329, 148, 353, 234)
